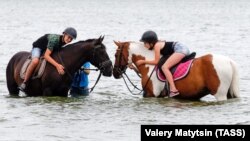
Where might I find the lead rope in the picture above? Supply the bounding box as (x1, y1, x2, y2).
(89, 71, 102, 93)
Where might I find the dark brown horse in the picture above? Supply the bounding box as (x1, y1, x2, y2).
(6, 36, 112, 97)
(113, 41, 240, 101)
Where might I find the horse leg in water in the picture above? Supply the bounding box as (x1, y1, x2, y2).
(212, 56, 239, 101)
(43, 87, 69, 97)
(6, 61, 19, 96)
(43, 88, 53, 96)
(227, 60, 240, 99)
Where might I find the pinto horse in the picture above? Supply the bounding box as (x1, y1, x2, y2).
(113, 41, 240, 101)
(6, 36, 112, 97)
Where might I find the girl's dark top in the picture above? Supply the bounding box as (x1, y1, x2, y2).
(160, 42, 176, 57)
(32, 34, 65, 54)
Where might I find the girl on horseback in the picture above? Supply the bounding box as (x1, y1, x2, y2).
(136, 30, 190, 97)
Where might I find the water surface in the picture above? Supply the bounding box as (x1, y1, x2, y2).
(0, 0, 249, 140)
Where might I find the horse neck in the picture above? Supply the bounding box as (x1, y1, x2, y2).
(57, 43, 92, 74)
(129, 42, 155, 76)
(128, 42, 155, 62)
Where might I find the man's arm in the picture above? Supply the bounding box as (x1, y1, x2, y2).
(44, 48, 65, 75)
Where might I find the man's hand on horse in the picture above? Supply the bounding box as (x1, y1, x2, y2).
(56, 64, 65, 75)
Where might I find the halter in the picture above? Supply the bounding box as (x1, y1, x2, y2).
(114, 45, 127, 73)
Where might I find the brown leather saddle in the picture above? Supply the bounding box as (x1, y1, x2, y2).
(20, 56, 47, 80)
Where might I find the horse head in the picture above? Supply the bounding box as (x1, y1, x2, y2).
(113, 41, 131, 79)
(89, 36, 113, 77)
(113, 41, 163, 97)
(113, 41, 151, 78)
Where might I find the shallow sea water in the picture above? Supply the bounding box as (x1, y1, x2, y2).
(0, 0, 250, 140)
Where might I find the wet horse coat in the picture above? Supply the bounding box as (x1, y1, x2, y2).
(6, 36, 113, 97)
(113, 41, 240, 101)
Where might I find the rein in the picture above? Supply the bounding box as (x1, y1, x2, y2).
(77, 66, 101, 93)
(121, 65, 156, 95)
(89, 71, 102, 93)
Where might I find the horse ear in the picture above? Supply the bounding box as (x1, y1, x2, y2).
(114, 40, 121, 47)
(98, 35, 104, 43)
(102, 35, 105, 41)
(94, 35, 104, 45)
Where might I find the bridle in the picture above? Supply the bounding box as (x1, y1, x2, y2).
(58, 44, 112, 93)
(114, 45, 127, 74)
(92, 44, 112, 73)
(88, 44, 112, 93)
(114, 45, 155, 95)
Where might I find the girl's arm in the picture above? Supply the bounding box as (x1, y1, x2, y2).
(136, 44, 161, 66)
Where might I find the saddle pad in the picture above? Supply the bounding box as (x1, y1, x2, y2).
(20, 57, 47, 80)
(156, 59, 194, 82)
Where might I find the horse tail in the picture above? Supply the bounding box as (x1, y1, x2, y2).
(227, 59, 240, 98)
(6, 56, 19, 96)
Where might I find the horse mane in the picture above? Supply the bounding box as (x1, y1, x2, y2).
(64, 39, 94, 48)
(62, 38, 105, 50)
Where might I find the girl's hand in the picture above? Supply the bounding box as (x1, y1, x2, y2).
(136, 60, 145, 66)
(128, 63, 135, 70)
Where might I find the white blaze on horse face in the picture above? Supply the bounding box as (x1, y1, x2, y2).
(212, 54, 234, 101)
(128, 42, 165, 97)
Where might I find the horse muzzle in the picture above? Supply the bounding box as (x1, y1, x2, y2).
(99, 60, 113, 77)
(112, 66, 128, 79)
(113, 67, 122, 79)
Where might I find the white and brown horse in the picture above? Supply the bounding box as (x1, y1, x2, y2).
(113, 41, 240, 101)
